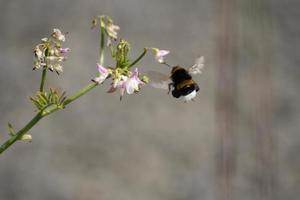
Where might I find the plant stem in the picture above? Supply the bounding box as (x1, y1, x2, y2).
(99, 26, 105, 66)
(0, 81, 99, 154)
(0, 23, 107, 155)
(0, 113, 43, 154)
(127, 48, 147, 68)
(39, 68, 47, 92)
(63, 82, 98, 106)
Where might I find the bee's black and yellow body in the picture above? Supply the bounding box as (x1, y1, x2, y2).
(170, 66, 199, 98)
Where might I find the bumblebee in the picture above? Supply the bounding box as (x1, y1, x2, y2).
(148, 56, 204, 102)
(169, 66, 200, 100)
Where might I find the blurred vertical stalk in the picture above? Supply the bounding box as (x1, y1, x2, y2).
(215, 0, 238, 199)
(238, 0, 278, 199)
(39, 68, 47, 92)
(99, 25, 105, 66)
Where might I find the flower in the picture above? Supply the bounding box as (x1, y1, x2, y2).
(34, 45, 44, 59)
(107, 75, 128, 97)
(152, 48, 170, 63)
(100, 16, 120, 40)
(106, 23, 120, 40)
(125, 68, 145, 94)
(92, 15, 120, 42)
(33, 45, 46, 70)
(93, 64, 111, 84)
(51, 28, 66, 42)
(33, 29, 69, 74)
(104, 68, 146, 100)
(59, 47, 70, 54)
(45, 56, 65, 73)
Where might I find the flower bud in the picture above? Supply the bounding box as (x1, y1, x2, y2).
(20, 134, 32, 142)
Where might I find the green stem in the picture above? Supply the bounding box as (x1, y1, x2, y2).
(0, 82, 99, 154)
(99, 26, 105, 66)
(39, 68, 47, 92)
(0, 22, 107, 155)
(127, 48, 147, 68)
(63, 82, 98, 106)
(0, 113, 43, 154)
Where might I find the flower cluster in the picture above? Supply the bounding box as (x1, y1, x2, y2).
(92, 15, 120, 43)
(92, 18, 149, 100)
(33, 29, 69, 74)
(93, 64, 147, 100)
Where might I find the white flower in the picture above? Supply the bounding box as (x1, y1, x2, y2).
(51, 28, 65, 42)
(34, 46, 44, 59)
(107, 75, 128, 99)
(100, 16, 120, 40)
(106, 68, 145, 100)
(33, 45, 46, 70)
(93, 64, 111, 84)
(41, 38, 48, 42)
(34, 60, 46, 70)
(152, 48, 170, 63)
(125, 68, 145, 94)
(45, 56, 65, 73)
(59, 47, 70, 54)
(106, 23, 120, 40)
(33, 29, 69, 73)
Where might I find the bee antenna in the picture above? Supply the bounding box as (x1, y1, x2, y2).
(162, 62, 172, 68)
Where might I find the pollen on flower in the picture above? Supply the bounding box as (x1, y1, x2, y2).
(33, 29, 69, 74)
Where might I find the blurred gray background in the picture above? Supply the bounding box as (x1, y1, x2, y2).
(0, 0, 299, 200)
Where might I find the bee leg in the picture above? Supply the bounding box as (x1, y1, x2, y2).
(168, 83, 173, 94)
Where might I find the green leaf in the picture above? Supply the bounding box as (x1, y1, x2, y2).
(30, 89, 67, 111)
(7, 123, 15, 136)
(37, 92, 48, 106)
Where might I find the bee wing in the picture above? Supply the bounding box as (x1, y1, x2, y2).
(188, 56, 205, 75)
(146, 71, 171, 90)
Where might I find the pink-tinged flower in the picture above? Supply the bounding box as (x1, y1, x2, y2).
(153, 48, 170, 63)
(107, 75, 128, 99)
(125, 68, 145, 94)
(93, 64, 111, 84)
(99, 15, 120, 40)
(33, 29, 69, 73)
(106, 23, 120, 40)
(106, 68, 145, 100)
(59, 47, 70, 54)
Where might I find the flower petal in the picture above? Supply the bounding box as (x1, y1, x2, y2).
(97, 63, 108, 74)
(59, 47, 70, 54)
(126, 78, 139, 94)
(52, 28, 65, 42)
(156, 56, 164, 63)
(157, 50, 170, 57)
(107, 86, 118, 93)
(93, 76, 106, 84)
(153, 49, 170, 63)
